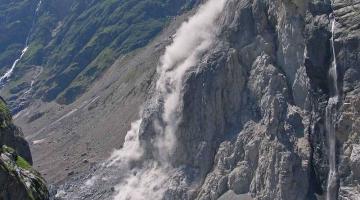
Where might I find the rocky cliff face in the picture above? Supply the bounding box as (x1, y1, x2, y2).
(58, 0, 359, 199)
(191, 0, 360, 199)
(5, 0, 359, 200)
(0, 98, 49, 200)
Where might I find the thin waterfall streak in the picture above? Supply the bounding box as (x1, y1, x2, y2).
(0, 0, 41, 87)
(36, 0, 42, 13)
(326, 17, 339, 200)
(330, 19, 338, 97)
(0, 47, 29, 85)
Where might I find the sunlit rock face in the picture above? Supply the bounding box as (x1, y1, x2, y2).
(92, 0, 358, 199)
(148, 0, 360, 199)
(42, 0, 360, 199)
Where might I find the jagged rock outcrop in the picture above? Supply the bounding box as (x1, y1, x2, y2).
(11, 0, 359, 200)
(0, 98, 49, 200)
(138, 0, 360, 199)
(0, 99, 32, 165)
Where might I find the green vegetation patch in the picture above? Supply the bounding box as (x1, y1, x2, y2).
(0, 99, 12, 128)
(31, 0, 194, 104)
(0, 0, 37, 69)
(1, 0, 196, 108)
(16, 155, 32, 170)
(2, 145, 15, 154)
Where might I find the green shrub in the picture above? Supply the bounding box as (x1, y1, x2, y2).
(16, 156, 32, 170)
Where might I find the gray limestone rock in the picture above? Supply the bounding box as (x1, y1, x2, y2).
(228, 162, 252, 194)
(39, 0, 360, 199)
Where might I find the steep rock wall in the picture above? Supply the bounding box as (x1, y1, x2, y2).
(150, 0, 360, 199)
(52, 0, 360, 199)
(0, 98, 49, 200)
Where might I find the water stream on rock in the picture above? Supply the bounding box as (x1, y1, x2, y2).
(0, 0, 42, 87)
(326, 17, 339, 200)
(0, 47, 29, 86)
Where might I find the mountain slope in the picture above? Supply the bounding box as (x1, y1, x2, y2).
(0, 0, 197, 112)
(12, 1, 198, 185)
(53, 0, 360, 199)
(1, 0, 360, 200)
(0, 0, 37, 74)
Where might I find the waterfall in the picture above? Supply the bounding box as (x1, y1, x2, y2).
(326, 17, 339, 200)
(36, 0, 42, 13)
(0, 0, 42, 87)
(0, 47, 29, 86)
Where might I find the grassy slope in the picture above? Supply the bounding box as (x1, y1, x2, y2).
(0, 0, 37, 74)
(2, 0, 195, 106)
(0, 97, 12, 128)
